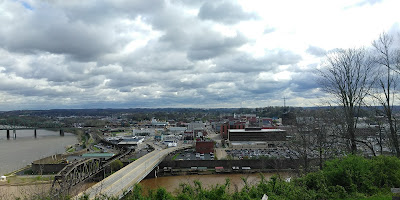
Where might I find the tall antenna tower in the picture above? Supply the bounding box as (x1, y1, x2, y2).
(283, 97, 286, 108)
(282, 96, 289, 114)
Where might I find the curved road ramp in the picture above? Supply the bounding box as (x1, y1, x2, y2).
(74, 144, 192, 199)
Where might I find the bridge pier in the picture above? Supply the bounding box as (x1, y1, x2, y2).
(155, 166, 159, 178)
(34, 129, 37, 138)
(6, 130, 10, 139)
(60, 129, 64, 136)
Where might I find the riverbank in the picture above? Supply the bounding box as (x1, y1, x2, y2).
(0, 175, 52, 186)
(153, 167, 294, 178)
(0, 181, 96, 200)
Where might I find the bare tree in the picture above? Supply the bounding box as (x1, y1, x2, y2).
(371, 32, 400, 157)
(287, 109, 338, 172)
(318, 48, 375, 154)
(287, 116, 313, 173)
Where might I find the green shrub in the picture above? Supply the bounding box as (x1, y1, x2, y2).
(323, 155, 375, 194)
(110, 159, 124, 172)
(370, 156, 400, 188)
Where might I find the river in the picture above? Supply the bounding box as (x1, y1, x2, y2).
(0, 129, 78, 176)
(139, 172, 292, 195)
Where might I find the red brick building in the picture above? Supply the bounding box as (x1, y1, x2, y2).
(195, 141, 214, 153)
(220, 122, 245, 139)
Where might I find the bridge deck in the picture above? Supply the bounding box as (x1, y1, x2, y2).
(75, 144, 191, 199)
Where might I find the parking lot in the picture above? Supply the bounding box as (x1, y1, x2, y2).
(174, 149, 215, 160)
(226, 148, 299, 159)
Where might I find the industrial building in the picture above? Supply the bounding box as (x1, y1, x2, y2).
(195, 141, 214, 154)
(228, 128, 287, 149)
(220, 122, 245, 139)
(117, 137, 144, 146)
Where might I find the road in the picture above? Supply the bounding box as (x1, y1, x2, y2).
(206, 128, 228, 159)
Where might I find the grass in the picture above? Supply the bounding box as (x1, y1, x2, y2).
(172, 153, 180, 160)
(66, 146, 75, 153)
(338, 193, 392, 200)
(92, 146, 100, 151)
(1, 175, 54, 185)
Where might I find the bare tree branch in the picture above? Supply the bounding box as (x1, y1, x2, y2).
(317, 48, 375, 154)
(371, 32, 400, 157)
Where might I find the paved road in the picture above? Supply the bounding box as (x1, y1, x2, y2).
(75, 144, 191, 199)
(206, 128, 228, 159)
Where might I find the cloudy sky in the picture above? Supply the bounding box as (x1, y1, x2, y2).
(0, 0, 399, 110)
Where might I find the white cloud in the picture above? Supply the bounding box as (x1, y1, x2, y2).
(0, 0, 399, 110)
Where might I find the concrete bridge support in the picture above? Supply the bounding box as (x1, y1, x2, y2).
(155, 166, 159, 178)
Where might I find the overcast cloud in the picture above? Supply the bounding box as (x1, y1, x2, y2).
(0, 0, 399, 110)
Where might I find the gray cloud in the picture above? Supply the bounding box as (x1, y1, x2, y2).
(264, 27, 276, 34)
(306, 46, 327, 57)
(0, 1, 164, 62)
(0, 0, 325, 110)
(345, 0, 383, 9)
(198, 1, 258, 24)
(212, 50, 301, 73)
(54, 0, 165, 24)
(187, 32, 247, 60)
(290, 73, 319, 93)
(355, 0, 383, 7)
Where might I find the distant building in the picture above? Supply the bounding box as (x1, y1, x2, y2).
(118, 137, 144, 146)
(151, 118, 169, 128)
(183, 130, 194, 140)
(167, 142, 177, 147)
(220, 122, 245, 139)
(196, 141, 214, 153)
(260, 118, 273, 128)
(162, 134, 178, 144)
(168, 127, 187, 136)
(210, 121, 223, 133)
(228, 128, 287, 149)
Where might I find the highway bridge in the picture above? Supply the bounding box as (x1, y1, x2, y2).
(0, 125, 66, 138)
(75, 144, 192, 199)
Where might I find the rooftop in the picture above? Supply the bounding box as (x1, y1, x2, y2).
(229, 129, 285, 133)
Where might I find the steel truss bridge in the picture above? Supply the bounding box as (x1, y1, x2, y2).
(51, 147, 133, 197)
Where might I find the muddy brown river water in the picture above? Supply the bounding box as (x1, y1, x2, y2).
(0, 172, 292, 199)
(140, 172, 292, 194)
